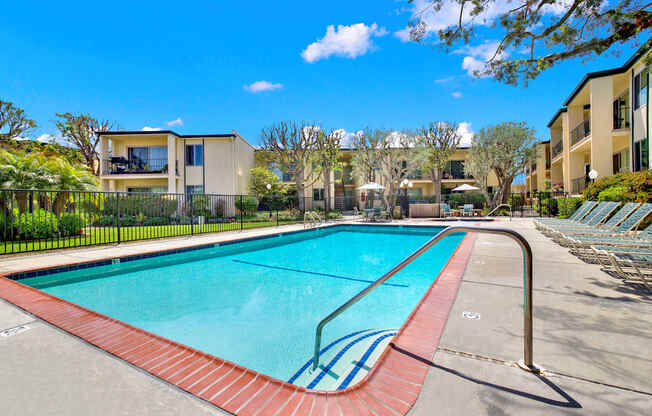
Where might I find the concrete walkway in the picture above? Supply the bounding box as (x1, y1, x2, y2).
(1, 219, 650, 415)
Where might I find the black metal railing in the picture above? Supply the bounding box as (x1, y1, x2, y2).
(102, 158, 172, 175)
(613, 106, 631, 129)
(552, 140, 563, 159)
(570, 118, 591, 147)
(0, 189, 327, 255)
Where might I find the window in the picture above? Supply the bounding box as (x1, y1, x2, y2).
(127, 187, 167, 193)
(613, 92, 630, 129)
(313, 188, 324, 201)
(633, 138, 649, 172)
(185, 185, 204, 194)
(127, 147, 168, 172)
(185, 144, 203, 166)
(612, 150, 630, 174)
(634, 69, 648, 109)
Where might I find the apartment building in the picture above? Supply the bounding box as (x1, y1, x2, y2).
(98, 130, 255, 194)
(260, 147, 499, 210)
(525, 141, 551, 193)
(546, 42, 650, 194)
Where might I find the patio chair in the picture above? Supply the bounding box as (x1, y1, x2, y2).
(590, 247, 652, 290)
(463, 204, 473, 217)
(540, 201, 615, 236)
(534, 201, 597, 231)
(546, 202, 638, 240)
(441, 203, 452, 218)
(566, 222, 652, 257)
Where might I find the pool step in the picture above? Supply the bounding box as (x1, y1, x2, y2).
(289, 328, 396, 391)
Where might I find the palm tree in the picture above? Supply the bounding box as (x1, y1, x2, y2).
(0, 151, 54, 212)
(46, 157, 97, 214)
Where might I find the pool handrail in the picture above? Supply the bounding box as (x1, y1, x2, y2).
(486, 204, 512, 221)
(304, 211, 322, 228)
(311, 225, 539, 373)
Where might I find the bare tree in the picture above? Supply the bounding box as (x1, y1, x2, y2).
(0, 100, 37, 140)
(415, 122, 461, 203)
(376, 130, 417, 212)
(313, 128, 342, 211)
(261, 121, 319, 211)
(56, 112, 118, 175)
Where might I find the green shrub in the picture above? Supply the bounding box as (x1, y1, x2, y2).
(597, 185, 628, 202)
(16, 209, 58, 238)
(100, 194, 179, 217)
(235, 196, 258, 213)
(144, 217, 169, 226)
(556, 197, 583, 218)
(59, 212, 86, 236)
(583, 171, 652, 202)
(534, 193, 558, 216)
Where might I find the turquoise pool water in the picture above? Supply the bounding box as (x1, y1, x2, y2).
(21, 225, 464, 390)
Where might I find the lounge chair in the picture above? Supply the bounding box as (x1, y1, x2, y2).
(590, 247, 652, 290)
(534, 201, 597, 230)
(566, 223, 652, 256)
(541, 201, 618, 236)
(463, 204, 473, 217)
(441, 203, 452, 218)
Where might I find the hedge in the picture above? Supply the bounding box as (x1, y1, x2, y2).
(583, 171, 652, 203)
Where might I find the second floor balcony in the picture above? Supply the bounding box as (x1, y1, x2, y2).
(102, 157, 176, 175)
(570, 118, 591, 147)
(551, 140, 563, 159)
(613, 106, 631, 130)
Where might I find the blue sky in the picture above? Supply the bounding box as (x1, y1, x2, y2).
(0, 0, 644, 147)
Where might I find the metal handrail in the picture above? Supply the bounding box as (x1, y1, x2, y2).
(311, 226, 538, 373)
(486, 204, 512, 221)
(303, 211, 322, 228)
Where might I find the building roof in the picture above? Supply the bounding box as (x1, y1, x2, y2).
(547, 39, 651, 126)
(96, 130, 256, 150)
(546, 108, 567, 128)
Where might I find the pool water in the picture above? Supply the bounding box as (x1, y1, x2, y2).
(21, 225, 464, 390)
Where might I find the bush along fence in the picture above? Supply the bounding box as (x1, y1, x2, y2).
(0, 189, 329, 255)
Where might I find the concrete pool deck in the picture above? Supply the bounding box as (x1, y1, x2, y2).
(1, 219, 650, 415)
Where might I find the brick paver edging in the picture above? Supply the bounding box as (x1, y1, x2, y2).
(0, 232, 476, 416)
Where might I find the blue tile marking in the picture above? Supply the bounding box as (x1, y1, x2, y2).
(306, 329, 393, 389)
(231, 260, 408, 288)
(337, 332, 396, 390)
(287, 329, 375, 384)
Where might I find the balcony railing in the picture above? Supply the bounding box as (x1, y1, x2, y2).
(102, 158, 172, 175)
(571, 176, 587, 194)
(613, 106, 631, 129)
(552, 140, 563, 159)
(570, 118, 591, 147)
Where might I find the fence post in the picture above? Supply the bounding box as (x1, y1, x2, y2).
(190, 194, 194, 236)
(240, 195, 244, 230)
(117, 192, 121, 244)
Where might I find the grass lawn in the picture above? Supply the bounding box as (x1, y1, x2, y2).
(0, 220, 302, 255)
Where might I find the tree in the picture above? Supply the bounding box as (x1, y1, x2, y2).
(466, 122, 538, 208)
(313, 129, 342, 211)
(352, 129, 417, 210)
(0, 100, 37, 140)
(464, 139, 495, 207)
(406, 0, 652, 85)
(248, 166, 287, 198)
(261, 121, 319, 211)
(56, 112, 117, 175)
(415, 122, 461, 203)
(46, 157, 97, 214)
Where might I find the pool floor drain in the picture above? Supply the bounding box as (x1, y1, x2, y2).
(0, 325, 30, 338)
(462, 311, 481, 320)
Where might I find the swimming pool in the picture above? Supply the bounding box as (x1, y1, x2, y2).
(15, 224, 464, 391)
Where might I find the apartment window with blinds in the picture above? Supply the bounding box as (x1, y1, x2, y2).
(313, 188, 324, 201)
(185, 185, 204, 194)
(633, 138, 649, 172)
(185, 144, 203, 166)
(634, 69, 648, 109)
(612, 150, 630, 174)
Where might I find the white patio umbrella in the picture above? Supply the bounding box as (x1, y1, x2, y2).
(357, 182, 384, 191)
(452, 184, 480, 192)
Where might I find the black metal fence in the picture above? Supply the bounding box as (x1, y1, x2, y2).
(0, 189, 327, 255)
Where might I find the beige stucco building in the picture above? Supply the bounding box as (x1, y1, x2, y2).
(543, 43, 650, 194)
(525, 141, 551, 194)
(98, 130, 255, 194)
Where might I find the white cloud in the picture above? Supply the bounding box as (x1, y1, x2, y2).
(301, 23, 388, 63)
(434, 76, 455, 84)
(244, 80, 283, 93)
(12, 136, 30, 141)
(456, 122, 474, 147)
(142, 126, 162, 131)
(455, 40, 506, 77)
(451, 91, 463, 99)
(395, 0, 515, 42)
(167, 117, 183, 127)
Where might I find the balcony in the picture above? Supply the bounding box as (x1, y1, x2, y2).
(102, 157, 174, 175)
(570, 118, 591, 147)
(613, 106, 631, 130)
(551, 140, 563, 159)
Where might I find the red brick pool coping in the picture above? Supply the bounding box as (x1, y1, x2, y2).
(0, 231, 476, 416)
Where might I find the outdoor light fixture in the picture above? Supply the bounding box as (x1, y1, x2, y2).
(266, 183, 272, 190)
(588, 170, 598, 181)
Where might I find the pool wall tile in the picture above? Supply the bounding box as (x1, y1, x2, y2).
(0, 226, 476, 416)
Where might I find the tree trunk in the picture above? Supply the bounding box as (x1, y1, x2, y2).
(295, 168, 305, 211)
(434, 168, 442, 203)
(323, 167, 331, 212)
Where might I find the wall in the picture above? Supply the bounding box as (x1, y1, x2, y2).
(590, 77, 615, 179)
